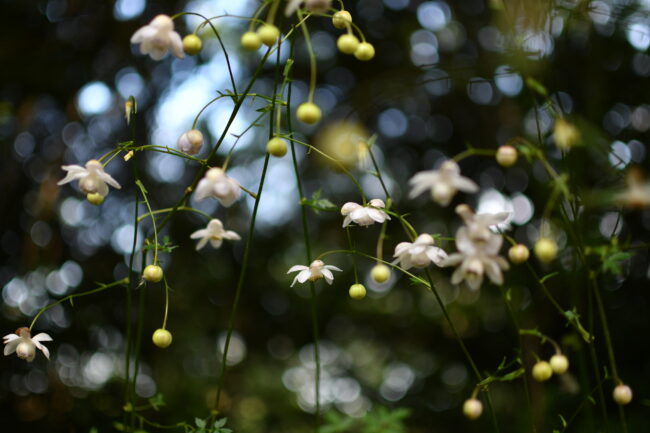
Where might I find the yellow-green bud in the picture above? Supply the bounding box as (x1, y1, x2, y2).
(257, 24, 280, 47)
(349, 283, 366, 300)
(613, 384, 633, 405)
(534, 238, 558, 263)
(532, 361, 553, 382)
(354, 42, 375, 61)
(508, 244, 530, 264)
(370, 264, 391, 283)
(550, 354, 569, 375)
(337, 34, 360, 54)
(182, 34, 202, 55)
(496, 145, 518, 167)
(296, 102, 322, 124)
(332, 10, 352, 29)
(241, 31, 262, 51)
(143, 265, 163, 283)
(462, 398, 483, 420)
(152, 328, 172, 348)
(266, 137, 288, 157)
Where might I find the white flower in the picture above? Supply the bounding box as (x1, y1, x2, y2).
(441, 228, 509, 290)
(409, 160, 478, 206)
(285, 0, 332, 16)
(615, 168, 650, 208)
(455, 204, 509, 243)
(58, 159, 121, 197)
(287, 259, 342, 287)
(393, 234, 448, 270)
(4, 327, 52, 362)
(178, 129, 204, 155)
(341, 199, 390, 227)
(130, 15, 184, 60)
(195, 168, 241, 207)
(190, 219, 241, 251)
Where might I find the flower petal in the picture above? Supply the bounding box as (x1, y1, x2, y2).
(32, 333, 53, 342)
(287, 265, 308, 274)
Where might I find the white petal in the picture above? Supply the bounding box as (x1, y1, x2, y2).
(453, 176, 479, 193)
(32, 333, 53, 342)
(426, 247, 448, 265)
(98, 170, 122, 189)
(393, 242, 412, 257)
(190, 229, 209, 239)
(3, 338, 20, 356)
(342, 215, 352, 228)
(57, 166, 87, 185)
(33, 340, 50, 360)
(366, 208, 387, 223)
(287, 265, 309, 274)
(209, 239, 223, 249)
(195, 237, 209, 251)
(168, 31, 185, 59)
(324, 265, 343, 272)
(440, 253, 464, 267)
(3, 333, 19, 343)
(194, 178, 213, 201)
(485, 259, 504, 285)
(297, 270, 311, 283)
(285, 0, 304, 16)
(321, 268, 334, 282)
(223, 230, 241, 241)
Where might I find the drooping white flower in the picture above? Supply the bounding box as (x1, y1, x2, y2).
(341, 199, 390, 228)
(285, 0, 332, 17)
(190, 219, 241, 251)
(455, 204, 510, 243)
(130, 15, 184, 60)
(3, 327, 53, 362)
(393, 234, 448, 270)
(58, 159, 121, 197)
(195, 168, 241, 207)
(178, 129, 204, 155)
(287, 259, 342, 287)
(615, 168, 650, 208)
(409, 160, 478, 206)
(441, 228, 509, 290)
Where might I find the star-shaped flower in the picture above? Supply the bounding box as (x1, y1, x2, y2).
(287, 260, 342, 287)
(3, 327, 53, 362)
(190, 219, 241, 251)
(409, 160, 478, 206)
(393, 233, 448, 270)
(58, 159, 121, 197)
(341, 199, 390, 228)
(130, 15, 184, 60)
(195, 168, 241, 207)
(441, 228, 509, 290)
(455, 204, 510, 243)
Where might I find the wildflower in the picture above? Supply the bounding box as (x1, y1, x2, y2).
(190, 219, 241, 251)
(58, 159, 121, 198)
(409, 160, 478, 206)
(3, 327, 52, 362)
(455, 204, 509, 243)
(441, 228, 509, 290)
(615, 167, 650, 208)
(130, 15, 184, 60)
(285, 0, 332, 17)
(195, 167, 241, 207)
(341, 199, 390, 228)
(287, 260, 342, 287)
(393, 234, 448, 270)
(178, 129, 204, 155)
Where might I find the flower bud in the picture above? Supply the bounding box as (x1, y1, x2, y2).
(296, 102, 322, 124)
(534, 238, 558, 263)
(182, 34, 202, 55)
(354, 42, 375, 61)
(349, 283, 366, 300)
(554, 118, 579, 150)
(613, 384, 633, 405)
(532, 360, 553, 382)
(550, 354, 569, 375)
(508, 244, 529, 264)
(143, 265, 163, 283)
(332, 10, 352, 29)
(266, 137, 288, 157)
(178, 129, 204, 155)
(241, 31, 262, 51)
(463, 398, 483, 420)
(337, 34, 360, 54)
(152, 328, 173, 348)
(87, 193, 105, 206)
(371, 264, 391, 283)
(257, 24, 280, 47)
(496, 145, 517, 167)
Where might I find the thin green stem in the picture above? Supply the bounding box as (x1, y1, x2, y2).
(135, 181, 159, 265)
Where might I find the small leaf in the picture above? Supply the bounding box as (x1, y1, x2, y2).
(195, 417, 206, 428)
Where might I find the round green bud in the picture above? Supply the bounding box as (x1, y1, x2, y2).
(337, 34, 360, 54)
(354, 42, 375, 61)
(613, 384, 633, 405)
(182, 34, 202, 55)
(508, 244, 530, 264)
(266, 137, 288, 157)
(349, 283, 367, 300)
(332, 10, 352, 29)
(152, 328, 172, 348)
(463, 398, 483, 420)
(534, 238, 558, 263)
(296, 102, 322, 124)
(532, 361, 553, 382)
(143, 265, 163, 283)
(370, 264, 391, 284)
(550, 354, 569, 375)
(241, 31, 262, 51)
(257, 24, 280, 47)
(496, 144, 517, 167)
(87, 193, 104, 206)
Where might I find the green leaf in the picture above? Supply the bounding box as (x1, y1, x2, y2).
(148, 393, 166, 410)
(283, 59, 294, 78)
(525, 77, 548, 96)
(195, 417, 206, 428)
(539, 272, 559, 284)
(214, 418, 227, 428)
